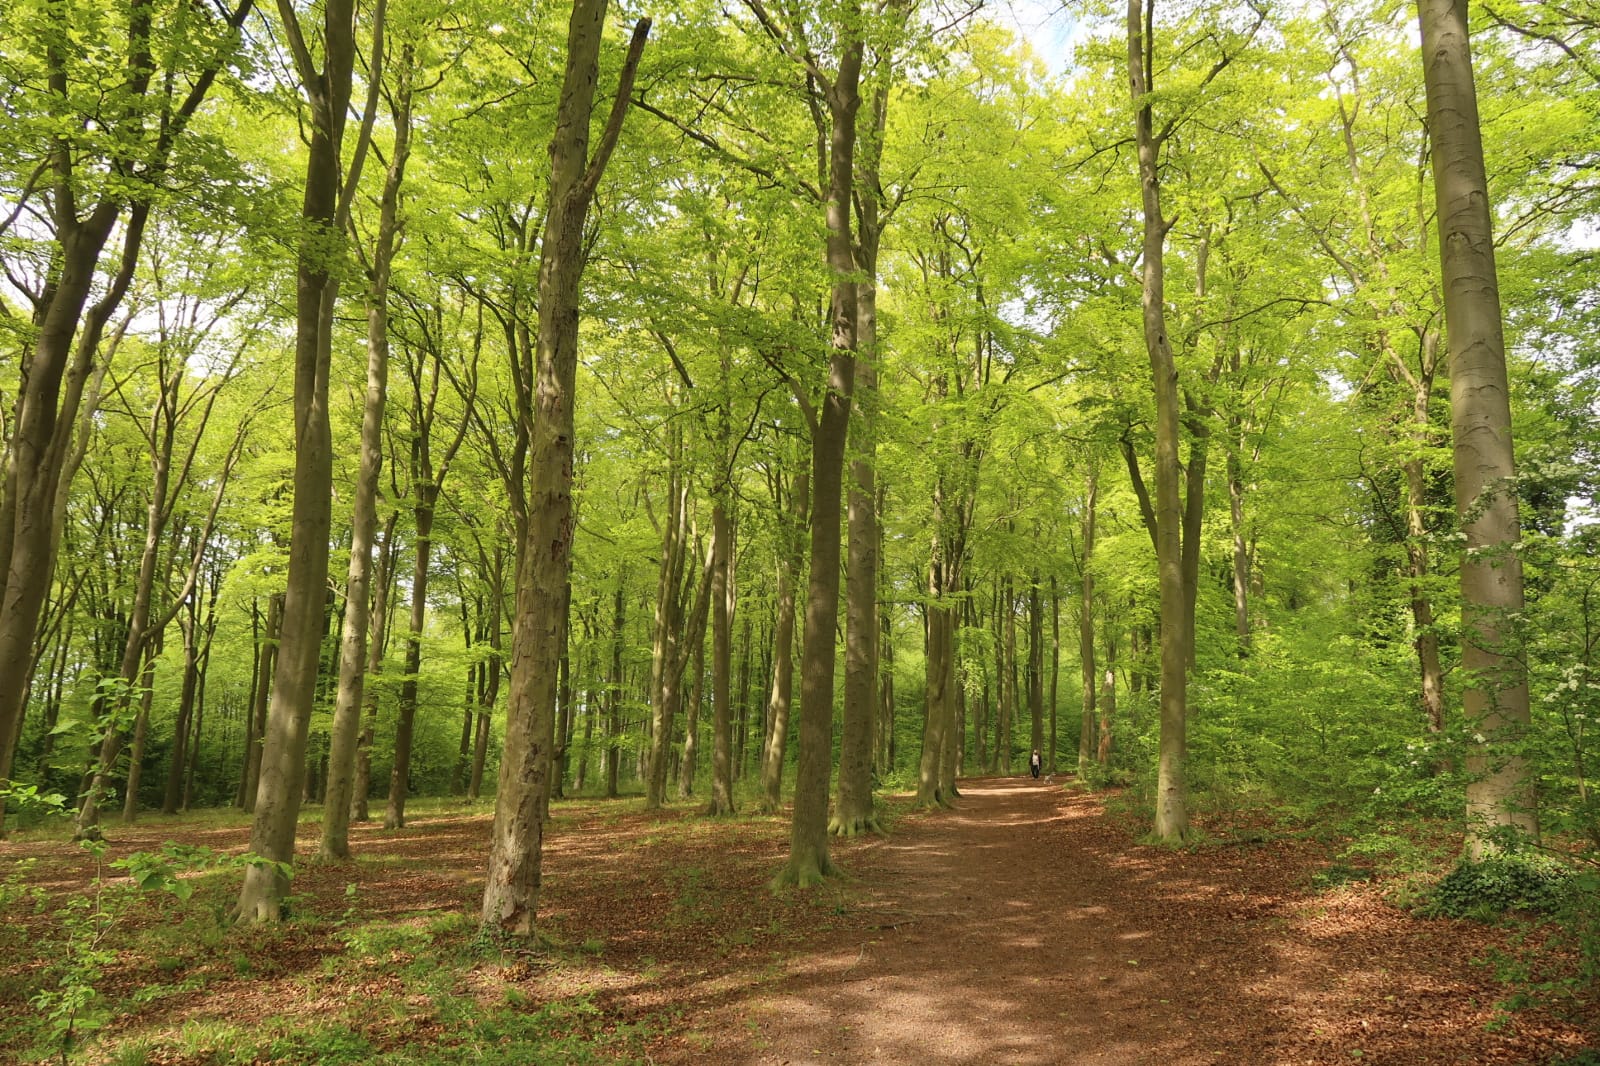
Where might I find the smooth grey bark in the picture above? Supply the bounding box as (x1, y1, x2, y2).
(352, 512, 399, 820)
(1417, 0, 1537, 853)
(1099, 615, 1117, 768)
(707, 499, 736, 816)
(235, 0, 360, 923)
(481, 8, 648, 934)
(1079, 467, 1097, 779)
(645, 466, 692, 811)
(770, 0, 864, 890)
(605, 572, 626, 799)
(1002, 577, 1017, 773)
(240, 595, 281, 813)
(468, 543, 504, 802)
(1049, 575, 1060, 775)
(680, 612, 707, 798)
(834, 72, 895, 838)
(759, 467, 807, 812)
(162, 579, 205, 814)
(1028, 574, 1044, 760)
(323, 47, 412, 859)
(1128, 0, 1189, 841)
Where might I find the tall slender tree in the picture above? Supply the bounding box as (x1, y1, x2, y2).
(1416, 0, 1537, 853)
(481, 4, 648, 934)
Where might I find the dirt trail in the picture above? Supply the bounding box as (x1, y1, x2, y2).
(661, 777, 1591, 1066)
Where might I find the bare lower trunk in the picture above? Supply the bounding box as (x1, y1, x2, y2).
(1228, 450, 1250, 657)
(939, 621, 960, 799)
(352, 512, 398, 821)
(120, 651, 159, 822)
(605, 573, 626, 799)
(1049, 576, 1059, 775)
(707, 500, 736, 816)
(760, 470, 806, 813)
(1130, 0, 1190, 840)
(680, 620, 705, 797)
(1028, 574, 1043, 759)
(1079, 468, 1097, 779)
(323, 62, 410, 858)
(1098, 619, 1117, 767)
(386, 489, 437, 830)
(481, 10, 649, 933)
(917, 602, 952, 807)
(646, 469, 690, 811)
(242, 596, 281, 812)
(1404, 449, 1447, 742)
(1417, 0, 1536, 853)
(236, 0, 357, 923)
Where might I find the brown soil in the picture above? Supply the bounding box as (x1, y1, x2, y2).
(641, 777, 1596, 1065)
(3, 777, 1596, 1065)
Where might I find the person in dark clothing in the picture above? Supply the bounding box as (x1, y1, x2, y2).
(1029, 749, 1042, 779)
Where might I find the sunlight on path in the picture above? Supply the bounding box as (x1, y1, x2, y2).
(703, 777, 1231, 1066)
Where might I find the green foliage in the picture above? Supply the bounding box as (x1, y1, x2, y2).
(1418, 854, 1577, 920)
(27, 841, 285, 1061)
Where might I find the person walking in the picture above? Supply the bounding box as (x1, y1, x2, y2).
(1029, 749, 1042, 779)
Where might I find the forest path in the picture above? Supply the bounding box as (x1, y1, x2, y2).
(658, 775, 1579, 1066)
(714, 776, 1261, 1065)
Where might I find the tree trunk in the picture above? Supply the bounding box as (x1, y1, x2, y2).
(1028, 573, 1044, 764)
(1079, 466, 1098, 779)
(235, 0, 358, 924)
(605, 573, 626, 799)
(353, 512, 399, 821)
(553, 580, 574, 800)
(323, 55, 411, 858)
(759, 469, 806, 812)
(707, 499, 736, 815)
(834, 77, 888, 836)
(481, 9, 649, 934)
(918, 600, 953, 807)
(878, 580, 895, 776)
(680, 615, 706, 798)
(1227, 439, 1251, 657)
(1049, 575, 1060, 775)
(646, 472, 690, 811)
(1417, 0, 1536, 854)
(941, 618, 961, 797)
(120, 648, 159, 822)
(1129, 0, 1190, 841)
(163, 585, 206, 815)
(1003, 577, 1017, 774)
(386, 482, 438, 830)
(777, 28, 864, 889)
(1099, 617, 1117, 768)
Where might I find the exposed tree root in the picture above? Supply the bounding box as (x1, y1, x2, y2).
(827, 812, 886, 838)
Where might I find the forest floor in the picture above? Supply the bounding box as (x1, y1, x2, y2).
(1, 776, 1596, 1065)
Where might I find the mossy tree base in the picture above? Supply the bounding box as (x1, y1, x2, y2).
(770, 851, 838, 890)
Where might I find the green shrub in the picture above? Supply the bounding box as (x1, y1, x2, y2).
(1419, 854, 1575, 919)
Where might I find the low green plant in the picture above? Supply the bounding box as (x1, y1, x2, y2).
(30, 839, 291, 1062)
(1418, 853, 1576, 920)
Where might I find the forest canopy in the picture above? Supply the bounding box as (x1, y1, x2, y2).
(1, 0, 1597, 933)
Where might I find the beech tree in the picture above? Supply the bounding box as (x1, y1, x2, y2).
(234, 0, 365, 923)
(1416, 0, 1537, 852)
(480, 1, 648, 935)
(0, 0, 255, 824)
